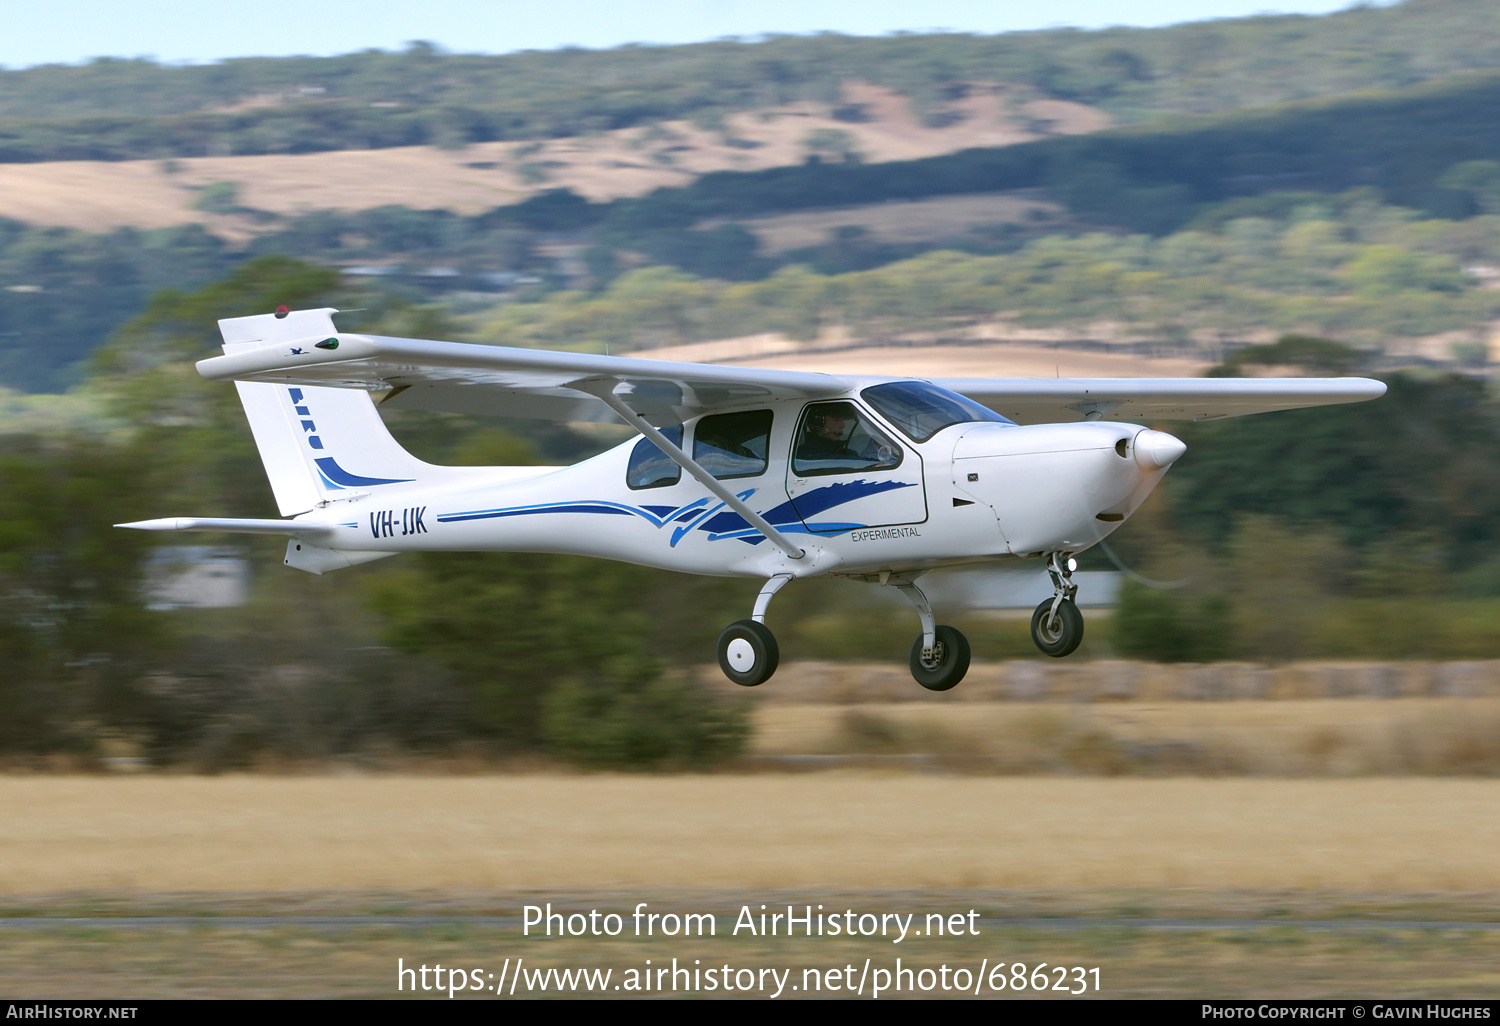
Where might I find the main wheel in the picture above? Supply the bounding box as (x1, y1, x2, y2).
(717, 619, 779, 686)
(1030, 599, 1084, 658)
(909, 625, 971, 691)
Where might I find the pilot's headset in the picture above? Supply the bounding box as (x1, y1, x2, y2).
(814, 404, 858, 440)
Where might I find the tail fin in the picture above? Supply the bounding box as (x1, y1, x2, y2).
(220, 308, 434, 516)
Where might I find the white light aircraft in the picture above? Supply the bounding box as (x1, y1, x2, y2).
(119, 308, 1385, 691)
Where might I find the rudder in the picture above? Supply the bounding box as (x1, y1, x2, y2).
(220, 308, 434, 516)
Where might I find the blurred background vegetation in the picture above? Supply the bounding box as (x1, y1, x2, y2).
(8, 0, 1500, 770)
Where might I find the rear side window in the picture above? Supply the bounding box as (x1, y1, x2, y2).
(626, 425, 683, 489)
(693, 410, 772, 480)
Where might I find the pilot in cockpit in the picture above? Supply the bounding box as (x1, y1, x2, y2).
(798, 404, 860, 461)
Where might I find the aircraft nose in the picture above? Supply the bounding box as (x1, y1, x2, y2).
(1133, 429, 1186, 470)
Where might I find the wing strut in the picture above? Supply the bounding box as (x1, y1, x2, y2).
(585, 382, 806, 561)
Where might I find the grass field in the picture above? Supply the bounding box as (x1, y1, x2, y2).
(5, 911, 1500, 999)
(2, 774, 1498, 997)
(749, 699, 1500, 775)
(2, 776, 1498, 894)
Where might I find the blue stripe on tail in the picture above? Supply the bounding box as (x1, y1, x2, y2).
(313, 457, 413, 487)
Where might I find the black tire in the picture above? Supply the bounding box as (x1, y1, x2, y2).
(717, 619, 779, 686)
(1031, 599, 1084, 658)
(909, 625, 971, 691)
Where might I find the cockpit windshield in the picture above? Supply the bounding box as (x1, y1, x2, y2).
(861, 381, 1015, 443)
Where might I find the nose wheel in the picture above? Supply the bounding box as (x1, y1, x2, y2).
(1031, 552, 1085, 657)
(1030, 599, 1083, 657)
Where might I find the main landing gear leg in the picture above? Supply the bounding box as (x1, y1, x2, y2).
(717, 574, 791, 687)
(1030, 552, 1084, 658)
(894, 578, 970, 692)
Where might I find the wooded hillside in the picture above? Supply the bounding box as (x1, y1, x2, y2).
(2, 0, 1499, 162)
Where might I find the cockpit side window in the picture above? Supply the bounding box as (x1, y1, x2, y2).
(693, 409, 773, 480)
(861, 381, 1014, 443)
(626, 425, 683, 489)
(792, 401, 903, 477)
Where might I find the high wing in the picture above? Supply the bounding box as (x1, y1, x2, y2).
(198, 317, 1385, 424)
(930, 376, 1387, 424)
(200, 325, 847, 425)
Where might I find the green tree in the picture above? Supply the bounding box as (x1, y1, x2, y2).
(1209, 334, 1365, 377)
(0, 436, 161, 753)
(366, 551, 749, 763)
(1171, 373, 1500, 556)
(541, 655, 749, 769)
(1111, 578, 1229, 663)
(1343, 245, 1465, 297)
(190, 181, 243, 214)
(801, 128, 863, 164)
(1439, 160, 1500, 215)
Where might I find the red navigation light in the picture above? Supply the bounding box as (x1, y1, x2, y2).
(274, 305, 290, 319)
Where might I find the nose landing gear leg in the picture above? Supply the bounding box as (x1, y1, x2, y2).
(894, 578, 970, 692)
(1031, 552, 1084, 658)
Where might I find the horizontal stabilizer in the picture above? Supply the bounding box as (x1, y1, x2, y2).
(115, 517, 331, 537)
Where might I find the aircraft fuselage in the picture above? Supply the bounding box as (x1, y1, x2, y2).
(286, 393, 1182, 580)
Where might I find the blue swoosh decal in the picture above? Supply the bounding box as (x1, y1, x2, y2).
(438, 502, 635, 524)
(433, 480, 917, 545)
(314, 457, 414, 487)
(437, 498, 711, 528)
(699, 479, 916, 536)
(790, 479, 916, 518)
(707, 521, 867, 542)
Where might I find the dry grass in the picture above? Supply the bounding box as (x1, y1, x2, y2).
(0, 84, 1107, 234)
(751, 699, 1500, 776)
(6, 914, 1500, 998)
(1, 776, 1498, 895)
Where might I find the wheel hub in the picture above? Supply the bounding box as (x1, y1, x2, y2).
(725, 637, 757, 672)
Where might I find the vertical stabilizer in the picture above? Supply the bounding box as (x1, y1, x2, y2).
(219, 309, 435, 516)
